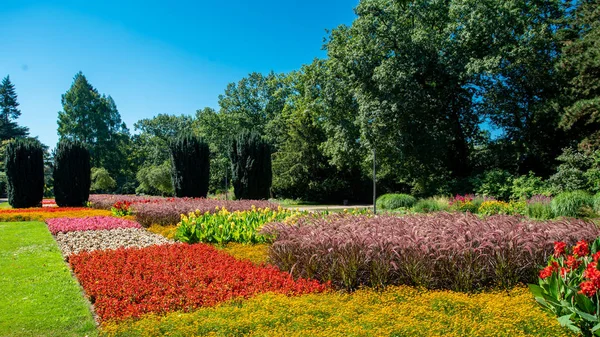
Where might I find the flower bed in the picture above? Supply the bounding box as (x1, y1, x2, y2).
(46, 216, 142, 234)
(0, 208, 112, 222)
(100, 286, 570, 337)
(88, 195, 165, 210)
(55, 228, 171, 256)
(175, 207, 303, 244)
(263, 213, 600, 292)
(69, 243, 328, 321)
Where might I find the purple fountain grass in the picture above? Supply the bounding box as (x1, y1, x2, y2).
(262, 212, 600, 292)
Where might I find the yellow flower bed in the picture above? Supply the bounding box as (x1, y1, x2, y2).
(101, 286, 572, 337)
(0, 208, 112, 222)
(146, 224, 178, 240)
(217, 243, 270, 264)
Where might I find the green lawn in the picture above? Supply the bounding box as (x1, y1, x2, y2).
(0, 222, 97, 336)
(0, 202, 11, 209)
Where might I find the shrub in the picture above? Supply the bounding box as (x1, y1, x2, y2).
(5, 139, 44, 208)
(527, 195, 555, 220)
(511, 172, 551, 200)
(53, 140, 91, 207)
(262, 213, 600, 292)
(530, 238, 600, 336)
(449, 194, 488, 213)
(90, 167, 116, 193)
(169, 135, 210, 198)
(594, 193, 600, 214)
(69, 243, 328, 321)
(412, 198, 448, 213)
(175, 206, 303, 245)
(478, 200, 526, 216)
(230, 131, 272, 200)
(475, 169, 514, 201)
(549, 148, 593, 194)
(376, 193, 416, 210)
(551, 190, 594, 218)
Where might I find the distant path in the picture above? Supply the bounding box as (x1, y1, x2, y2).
(291, 204, 372, 212)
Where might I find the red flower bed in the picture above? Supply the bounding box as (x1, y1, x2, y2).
(69, 243, 328, 321)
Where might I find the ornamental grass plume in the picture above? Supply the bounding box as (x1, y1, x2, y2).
(262, 212, 600, 292)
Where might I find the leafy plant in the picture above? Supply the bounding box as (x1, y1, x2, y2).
(511, 172, 551, 200)
(530, 238, 600, 336)
(551, 190, 594, 218)
(478, 200, 526, 216)
(53, 140, 91, 207)
(376, 193, 416, 210)
(111, 201, 132, 217)
(594, 193, 600, 214)
(474, 169, 514, 201)
(175, 206, 303, 245)
(5, 138, 44, 208)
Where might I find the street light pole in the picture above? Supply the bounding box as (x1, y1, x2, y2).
(373, 146, 376, 215)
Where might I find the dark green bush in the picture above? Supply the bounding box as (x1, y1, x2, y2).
(5, 139, 44, 208)
(412, 197, 448, 213)
(474, 169, 514, 201)
(230, 132, 272, 200)
(376, 193, 416, 210)
(53, 140, 91, 207)
(169, 136, 210, 198)
(550, 190, 594, 218)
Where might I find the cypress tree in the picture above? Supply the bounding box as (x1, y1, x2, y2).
(230, 131, 272, 200)
(5, 139, 44, 208)
(53, 140, 91, 206)
(169, 135, 210, 198)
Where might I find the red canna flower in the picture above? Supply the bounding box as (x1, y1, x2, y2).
(566, 255, 581, 270)
(580, 281, 598, 297)
(573, 240, 590, 257)
(539, 265, 554, 279)
(554, 241, 567, 258)
(593, 252, 600, 262)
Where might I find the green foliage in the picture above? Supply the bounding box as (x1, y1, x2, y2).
(175, 207, 300, 245)
(511, 172, 551, 200)
(593, 193, 600, 214)
(549, 148, 594, 193)
(90, 167, 116, 193)
(0, 75, 29, 140)
(559, 0, 600, 150)
(527, 202, 555, 220)
(230, 131, 272, 200)
(57, 72, 131, 191)
(474, 170, 514, 201)
(135, 161, 174, 196)
(376, 194, 416, 210)
(412, 197, 449, 213)
(53, 140, 91, 207)
(5, 138, 44, 208)
(551, 190, 594, 218)
(169, 135, 210, 198)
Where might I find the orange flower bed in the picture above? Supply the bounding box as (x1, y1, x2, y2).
(0, 207, 112, 222)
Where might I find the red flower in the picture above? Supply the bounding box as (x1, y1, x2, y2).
(580, 281, 598, 297)
(539, 265, 554, 279)
(584, 262, 600, 282)
(593, 252, 600, 262)
(553, 241, 567, 258)
(573, 240, 589, 257)
(566, 255, 581, 270)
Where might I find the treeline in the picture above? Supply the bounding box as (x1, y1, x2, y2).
(2, 0, 599, 202)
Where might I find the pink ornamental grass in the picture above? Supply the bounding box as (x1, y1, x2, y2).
(46, 216, 142, 234)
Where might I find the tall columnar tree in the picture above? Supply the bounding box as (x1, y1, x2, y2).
(0, 75, 29, 140)
(53, 140, 91, 206)
(169, 135, 210, 198)
(230, 131, 272, 200)
(5, 138, 44, 208)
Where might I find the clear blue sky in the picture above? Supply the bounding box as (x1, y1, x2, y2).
(0, 0, 358, 148)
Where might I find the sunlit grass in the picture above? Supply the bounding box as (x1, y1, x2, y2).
(0, 221, 97, 336)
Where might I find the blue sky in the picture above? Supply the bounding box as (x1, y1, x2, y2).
(0, 0, 358, 148)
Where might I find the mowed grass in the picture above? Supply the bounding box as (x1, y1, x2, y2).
(0, 222, 97, 336)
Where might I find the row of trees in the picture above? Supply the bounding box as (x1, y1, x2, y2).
(2, 0, 598, 202)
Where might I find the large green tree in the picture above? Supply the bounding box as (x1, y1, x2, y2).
(0, 76, 29, 140)
(559, 0, 600, 150)
(57, 72, 132, 192)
